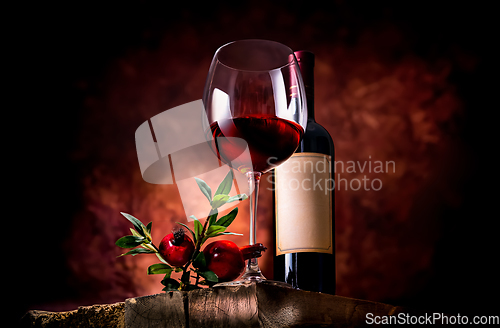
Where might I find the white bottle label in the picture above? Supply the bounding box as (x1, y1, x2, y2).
(275, 153, 333, 255)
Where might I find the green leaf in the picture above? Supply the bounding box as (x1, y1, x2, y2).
(131, 226, 151, 242)
(192, 216, 203, 241)
(215, 207, 238, 228)
(155, 253, 168, 264)
(211, 231, 243, 237)
(211, 194, 230, 209)
(205, 225, 226, 237)
(129, 228, 142, 237)
(176, 222, 196, 242)
(192, 251, 206, 270)
(118, 248, 155, 257)
(148, 263, 173, 275)
(214, 170, 233, 196)
(161, 278, 180, 291)
(208, 209, 218, 227)
(226, 194, 248, 203)
(120, 212, 147, 238)
(163, 270, 173, 280)
(115, 235, 145, 248)
(146, 221, 152, 234)
(194, 178, 212, 203)
(199, 270, 218, 282)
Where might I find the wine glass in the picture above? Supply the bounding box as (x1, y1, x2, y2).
(203, 39, 307, 285)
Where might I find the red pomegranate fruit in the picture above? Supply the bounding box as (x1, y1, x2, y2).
(239, 243, 267, 260)
(159, 229, 195, 267)
(203, 240, 245, 282)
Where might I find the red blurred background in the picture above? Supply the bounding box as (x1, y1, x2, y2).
(11, 1, 497, 324)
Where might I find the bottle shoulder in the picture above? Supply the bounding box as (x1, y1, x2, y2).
(305, 121, 332, 138)
(299, 120, 334, 155)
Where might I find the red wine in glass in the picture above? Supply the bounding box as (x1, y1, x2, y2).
(208, 115, 304, 174)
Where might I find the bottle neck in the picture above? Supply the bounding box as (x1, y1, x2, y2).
(294, 50, 315, 122)
(306, 88, 315, 122)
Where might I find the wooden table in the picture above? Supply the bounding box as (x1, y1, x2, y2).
(22, 283, 428, 327)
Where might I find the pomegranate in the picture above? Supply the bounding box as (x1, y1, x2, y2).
(159, 229, 195, 267)
(239, 243, 267, 260)
(203, 240, 245, 282)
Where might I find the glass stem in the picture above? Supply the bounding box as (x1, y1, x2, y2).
(247, 171, 261, 246)
(243, 171, 264, 280)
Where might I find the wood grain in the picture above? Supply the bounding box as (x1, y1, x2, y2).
(125, 292, 186, 328)
(188, 283, 259, 327)
(22, 283, 432, 327)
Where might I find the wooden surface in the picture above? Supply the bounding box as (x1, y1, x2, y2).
(22, 283, 426, 327)
(125, 291, 186, 328)
(20, 301, 124, 328)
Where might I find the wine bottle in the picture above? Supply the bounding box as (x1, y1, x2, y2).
(273, 51, 335, 294)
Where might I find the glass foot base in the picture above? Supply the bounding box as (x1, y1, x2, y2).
(213, 278, 295, 289)
(214, 258, 295, 289)
(214, 262, 295, 289)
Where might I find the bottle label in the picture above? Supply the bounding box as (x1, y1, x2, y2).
(275, 153, 333, 255)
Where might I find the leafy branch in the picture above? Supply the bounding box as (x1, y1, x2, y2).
(116, 170, 247, 291)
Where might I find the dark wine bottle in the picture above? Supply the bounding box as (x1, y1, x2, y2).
(273, 51, 335, 294)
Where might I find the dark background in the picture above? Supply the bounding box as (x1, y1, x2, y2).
(10, 1, 497, 325)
